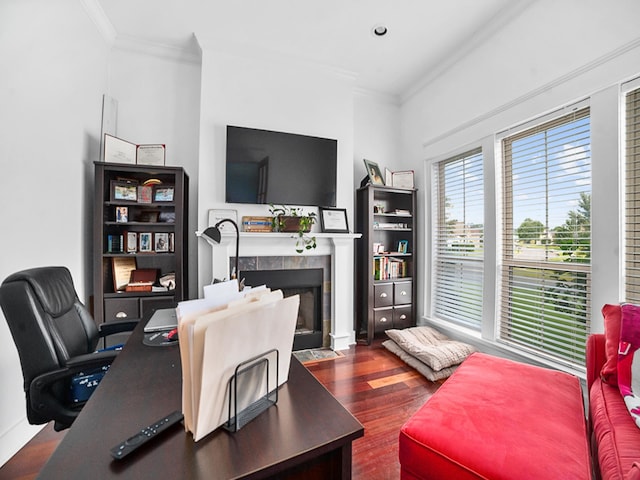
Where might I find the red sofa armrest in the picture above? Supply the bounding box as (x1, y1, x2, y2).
(586, 333, 606, 391)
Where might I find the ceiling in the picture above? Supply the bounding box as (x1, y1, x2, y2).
(96, 0, 533, 99)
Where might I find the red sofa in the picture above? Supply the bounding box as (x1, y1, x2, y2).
(399, 352, 592, 479)
(587, 333, 640, 480)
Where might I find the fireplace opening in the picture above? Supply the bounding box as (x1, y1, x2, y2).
(241, 268, 323, 351)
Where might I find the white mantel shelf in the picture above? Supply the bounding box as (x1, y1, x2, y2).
(201, 230, 361, 351)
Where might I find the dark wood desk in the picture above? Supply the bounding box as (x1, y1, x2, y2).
(38, 321, 364, 479)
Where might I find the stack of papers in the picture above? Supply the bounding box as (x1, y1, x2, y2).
(176, 280, 299, 441)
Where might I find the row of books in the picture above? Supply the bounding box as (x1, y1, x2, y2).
(373, 256, 409, 280)
(241, 216, 273, 232)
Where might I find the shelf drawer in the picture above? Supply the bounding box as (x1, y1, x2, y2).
(374, 283, 393, 308)
(374, 308, 393, 333)
(394, 281, 412, 305)
(104, 298, 139, 322)
(393, 305, 413, 330)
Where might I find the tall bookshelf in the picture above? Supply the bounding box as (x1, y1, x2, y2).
(93, 162, 188, 342)
(356, 185, 417, 345)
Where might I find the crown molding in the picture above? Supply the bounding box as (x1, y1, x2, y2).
(112, 34, 201, 65)
(81, 0, 116, 46)
(421, 35, 640, 149)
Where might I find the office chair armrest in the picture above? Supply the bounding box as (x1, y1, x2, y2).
(29, 353, 117, 430)
(98, 320, 138, 337)
(64, 350, 118, 370)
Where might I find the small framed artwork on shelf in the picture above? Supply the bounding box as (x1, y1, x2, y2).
(137, 185, 153, 203)
(139, 232, 153, 252)
(319, 207, 349, 233)
(115, 206, 128, 223)
(111, 180, 138, 202)
(363, 159, 385, 186)
(125, 232, 137, 253)
(155, 233, 169, 252)
(154, 186, 174, 202)
(398, 240, 409, 254)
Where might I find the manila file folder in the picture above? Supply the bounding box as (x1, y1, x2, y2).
(179, 292, 299, 441)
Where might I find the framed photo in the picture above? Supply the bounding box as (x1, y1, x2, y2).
(136, 144, 165, 166)
(155, 233, 169, 253)
(115, 206, 128, 223)
(320, 207, 349, 233)
(139, 232, 153, 253)
(125, 232, 137, 253)
(392, 170, 415, 189)
(363, 159, 385, 186)
(154, 186, 174, 202)
(137, 185, 153, 203)
(112, 256, 136, 291)
(111, 180, 138, 202)
(398, 240, 409, 254)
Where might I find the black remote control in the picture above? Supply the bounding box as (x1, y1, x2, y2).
(110, 410, 184, 460)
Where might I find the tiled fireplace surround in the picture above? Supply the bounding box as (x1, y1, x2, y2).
(237, 254, 331, 347)
(205, 233, 357, 350)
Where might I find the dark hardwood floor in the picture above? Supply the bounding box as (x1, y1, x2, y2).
(0, 340, 441, 479)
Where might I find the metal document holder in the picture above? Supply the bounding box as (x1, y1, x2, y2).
(224, 349, 279, 432)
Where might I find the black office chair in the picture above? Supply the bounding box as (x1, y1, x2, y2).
(0, 266, 137, 431)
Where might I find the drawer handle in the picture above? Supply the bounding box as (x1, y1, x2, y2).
(116, 312, 128, 318)
(399, 314, 407, 320)
(400, 291, 407, 296)
(380, 317, 388, 323)
(380, 292, 388, 298)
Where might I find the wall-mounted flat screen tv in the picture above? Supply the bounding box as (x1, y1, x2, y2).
(225, 125, 337, 207)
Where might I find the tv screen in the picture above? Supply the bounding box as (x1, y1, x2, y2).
(225, 126, 337, 207)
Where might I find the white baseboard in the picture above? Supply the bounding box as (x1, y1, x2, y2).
(0, 417, 43, 467)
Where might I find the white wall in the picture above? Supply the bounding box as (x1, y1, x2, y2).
(107, 47, 202, 297)
(353, 91, 401, 190)
(400, 0, 640, 335)
(0, 0, 109, 465)
(195, 44, 356, 291)
(0, 3, 203, 466)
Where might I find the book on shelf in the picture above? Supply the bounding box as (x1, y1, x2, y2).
(107, 234, 123, 253)
(373, 256, 408, 280)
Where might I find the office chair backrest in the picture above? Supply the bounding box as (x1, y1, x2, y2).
(0, 266, 99, 393)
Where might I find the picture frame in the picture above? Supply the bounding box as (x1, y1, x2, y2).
(125, 231, 137, 253)
(139, 232, 153, 252)
(155, 233, 169, 253)
(111, 180, 138, 202)
(392, 170, 415, 189)
(363, 159, 385, 186)
(320, 207, 349, 233)
(112, 256, 137, 291)
(154, 186, 174, 202)
(137, 185, 153, 203)
(136, 144, 165, 166)
(398, 240, 409, 254)
(115, 206, 128, 223)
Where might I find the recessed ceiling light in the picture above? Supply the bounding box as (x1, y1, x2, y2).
(372, 24, 388, 37)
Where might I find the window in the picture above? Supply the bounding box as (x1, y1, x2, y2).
(433, 148, 484, 329)
(625, 86, 640, 302)
(500, 108, 591, 367)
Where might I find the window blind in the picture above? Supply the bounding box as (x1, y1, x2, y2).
(433, 148, 484, 329)
(626, 87, 640, 302)
(500, 108, 591, 367)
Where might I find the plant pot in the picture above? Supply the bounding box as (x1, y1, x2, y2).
(278, 216, 312, 233)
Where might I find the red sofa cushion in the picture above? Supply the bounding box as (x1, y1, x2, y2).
(399, 352, 591, 480)
(590, 375, 640, 480)
(601, 304, 622, 386)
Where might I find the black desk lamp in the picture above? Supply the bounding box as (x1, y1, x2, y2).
(201, 219, 240, 282)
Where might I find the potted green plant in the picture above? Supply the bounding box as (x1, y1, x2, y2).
(269, 204, 317, 253)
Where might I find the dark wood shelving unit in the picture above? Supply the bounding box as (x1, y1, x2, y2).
(356, 184, 417, 344)
(93, 162, 188, 344)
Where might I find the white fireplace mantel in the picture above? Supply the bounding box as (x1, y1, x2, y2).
(197, 231, 361, 351)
